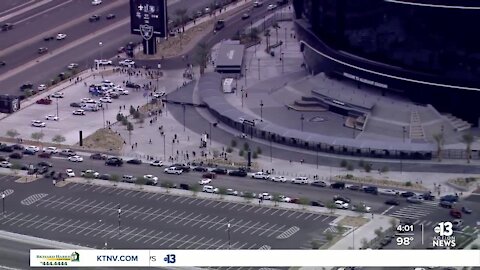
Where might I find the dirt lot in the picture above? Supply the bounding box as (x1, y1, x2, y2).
(78, 128, 124, 152)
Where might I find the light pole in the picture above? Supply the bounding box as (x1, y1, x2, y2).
(260, 100, 264, 122)
(117, 205, 121, 235)
(281, 52, 284, 73)
(284, 27, 287, 48)
(55, 97, 59, 118)
(244, 67, 248, 87)
(352, 226, 356, 249)
(162, 132, 166, 160)
(209, 123, 212, 146)
(269, 137, 272, 162)
(99, 41, 103, 60)
(257, 58, 260, 80)
(2, 193, 5, 217)
(241, 87, 244, 108)
(182, 104, 186, 132)
(300, 114, 305, 131)
(227, 222, 231, 249)
(102, 107, 106, 128)
(402, 126, 407, 143)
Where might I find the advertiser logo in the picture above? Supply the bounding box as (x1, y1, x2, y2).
(140, 24, 154, 40)
(432, 222, 456, 248)
(35, 251, 80, 266)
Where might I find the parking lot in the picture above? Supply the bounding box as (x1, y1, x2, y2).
(1, 181, 336, 250)
(0, 68, 185, 145)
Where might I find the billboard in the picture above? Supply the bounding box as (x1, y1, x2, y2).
(130, 0, 167, 39)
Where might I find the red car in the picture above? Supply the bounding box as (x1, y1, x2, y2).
(38, 152, 51, 158)
(202, 172, 216, 179)
(36, 98, 52, 105)
(450, 209, 462, 219)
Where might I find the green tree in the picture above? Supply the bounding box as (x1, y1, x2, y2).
(325, 202, 336, 214)
(389, 218, 398, 229)
(230, 139, 237, 148)
(129, 105, 136, 115)
(243, 142, 250, 151)
(161, 180, 173, 193)
(127, 122, 134, 144)
(110, 174, 120, 187)
(116, 113, 124, 122)
(226, 147, 233, 153)
(379, 166, 389, 174)
(135, 176, 147, 190)
(336, 225, 346, 235)
(433, 133, 444, 161)
(256, 146, 262, 155)
(325, 231, 334, 242)
(374, 227, 384, 238)
(217, 187, 228, 199)
(272, 193, 282, 206)
(252, 152, 258, 159)
(243, 192, 255, 203)
(298, 197, 310, 209)
(239, 149, 244, 157)
(191, 184, 200, 196)
(364, 163, 372, 173)
(471, 244, 479, 250)
(174, 8, 188, 33)
(361, 238, 369, 249)
(6, 129, 19, 140)
(311, 240, 321, 250)
(461, 133, 475, 164)
(52, 134, 66, 145)
(346, 163, 354, 171)
(31, 132, 44, 144)
(264, 29, 271, 52)
(340, 160, 348, 168)
(194, 42, 210, 75)
(121, 118, 129, 126)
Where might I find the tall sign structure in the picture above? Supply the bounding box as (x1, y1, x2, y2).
(130, 0, 167, 55)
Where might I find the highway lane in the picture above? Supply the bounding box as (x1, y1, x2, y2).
(0, 174, 334, 251)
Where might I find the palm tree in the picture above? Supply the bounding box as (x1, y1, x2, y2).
(194, 42, 210, 75)
(461, 133, 475, 163)
(264, 29, 271, 52)
(272, 22, 279, 44)
(433, 133, 444, 162)
(52, 134, 66, 146)
(6, 129, 19, 140)
(249, 27, 259, 42)
(174, 8, 188, 32)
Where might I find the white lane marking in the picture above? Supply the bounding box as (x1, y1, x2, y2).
(50, 219, 72, 231)
(189, 215, 209, 227)
(151, 232, 171, 246)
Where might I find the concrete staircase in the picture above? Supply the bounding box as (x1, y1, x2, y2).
(409, 110, 426, 142)
(444, 113, 472, 132)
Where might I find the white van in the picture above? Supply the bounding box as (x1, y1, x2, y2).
(202, 185, 218, 193)
(291, 176, 309, 185)
(81, 103, 99, 111)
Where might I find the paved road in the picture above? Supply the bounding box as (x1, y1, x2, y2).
(0, 175, 335, 251)
(0, 0, 218, 94)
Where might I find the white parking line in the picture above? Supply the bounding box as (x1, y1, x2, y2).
(139, 193, 151, 199)
(174, 212, 194, 224)
(43, 196, 65, 208)
(270, 209, 281, 216)
(92, 186, 103, 192)
(17, 214, 40, 227)
(84, 202, 106, 214)
(42, 218, 64, 230)
(126, 228, 147, 241)
(10, 214, 35, 226)
(68, 183, 79, 189)
(181, 214, 201, 226)
(122, 206, 141, 218)
(261, 208, 272, 214)
(215, 241, 227, 250)
(27, 216, 53, 228)
(199, 216, 218, 229)
(180, 236, 199, 249)
(155, 194, 165, 200)
(2, 212, 25, 224)
(141, 208, 161, 221)
(253, 207, 264, 213)
(304, 213, 314, 220)
(206, 239, 223, 249)
(241, 222, 261, 234)
(59, 220, 85, 233)
(116, 189, 127, 195)
(161, 195, 171, 202)
(75, 222, 98, 235)
(236, 242, 248, 249)
(98, 187, 111, 194)
(136, 207, 154, 220)
(166, 211, 186, 224)
(233, 220, 251, 233)
(249, 223, 269, 235)
(91, 202, 115, 215)
(287, 211, 297, 218)
(84, 224, 105, 236)
(321, 216, 330, 222)
(278, 210, 289, 217)
(35, 196, 56, 207)
(92, 224, 114, 238)
(203, 200, 215, 207)
(124, 207, 144, 219)
(177, 197, 190, 204)
(59, 198, 83, 210)
(170, 196, 183, 203)
(50, 219, 72, 231)
(118, 228, 137, 240)
(246, 243, 257, 249)
(151, 232, 171, 246)
(104, 226, 126, 239)
(176, 235, 197, 248)
(135, 229, 156, 243)
(210, 217, 227, 230)
(143, 230, 163, 244)
(189, 238, 212, 249)
(188, 198, 199, 205)
(244, 206, 256, 212)
(159, 210, 180, 222)
(188, 215, 209, 227)
(130, 191, 143, 198)
(150, 209, 170, 222)
(266, 225, 286, 237)
(123, 190, 134, 196)
(75, 200, 97, 212)
(295, 212, 306, 219)
(228, 203, 240, 210)
(147, 193, 157, 199)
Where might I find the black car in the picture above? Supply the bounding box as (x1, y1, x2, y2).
(23, 149, 36, 155)
(0, 61, 5, 67)
(20, 82, 33, 91)
(38, 47, 48, 54)
(37, 166, 49, 174)
(214, 20, 225, 31)
(98, 174, 111, 180)
(37, 161, 53, 167)
(363, 186, 378, 194)
(310, 200, 325, 207)
(385, 199, 400, 206)
(106, 13, 116, 19)
(12, 144, 24, 150)
(125, 81, 141, 89)
(180, 183, 190, 190)
(43, 36, 54, 41)
(0, 145, 14, 152)
(105, 157, 123, 166)
(193, 166, 208, 172)
(70, 102, 81, 108)
(330, 182, 346, 189)
(0, 156, 9, 162)
(1, 23, 13, 31)
(90, 153, 107, 160)
(171, 163, 190, 172)
(211, 168, 228, 175)
(228, 170, 247, 177)
(401, 191, 415, 198)
(126, 159, 142, 165)
(89, 15, 100, 22)
(333, 195, 351, 203)
(440, 194, 459, 202)
(311, 181, 327, 187)
(347, 185, 362, 191)
(421, 192, 435, 201)
(241, 13, 250, 20)
(439, 200, 454, 208)
(9, 152, 23, 159)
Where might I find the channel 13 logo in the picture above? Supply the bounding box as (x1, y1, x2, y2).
(432, 222, 456, 247)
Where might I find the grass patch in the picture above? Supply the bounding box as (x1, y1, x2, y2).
(335, 174, 427, 190)
(337, 216, 369, 228)
(448, 177, 478, 188)
(78, 128, 123, 151)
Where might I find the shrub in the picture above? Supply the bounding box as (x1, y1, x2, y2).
(230, 140, 237, 148)
(405, 181, 412, 187)
(243, 142, 249, 151)
(239, 149, 244, 157)
(252, 152, 258, 159)
(358, 160, 365, 167)
(364, 163, 372, 172)
(256, 146, 262, 155)
(121, 118, 129, 126)
(226, 147, 233, 153)
(471, 244, 479, 249)
(380, 166, 389, 173)
(345, 174, 354, 179)
(346, 163, 354, 171)
(311, 240, 321, 250)
(340, 160, 348, 167)
(116, 113, 124, 122)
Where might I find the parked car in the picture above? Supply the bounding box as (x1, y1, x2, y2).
(125, 81, 140, 89)
(378, 189, 399, 196)
(211, 168, 228, 175)
(421, 192, 435, 201)
(291, 176, 309, 184)
(202, 172, 216, 179)
(202, 185, 218, 193)
(0, 145, 14, 152)
(334, 200, 349, 209)
(43, 146, 58, 154)
(241, 13, 250, 20)
(171, 163, 190, 172)
(330, 182, 346, 189)
(450, 209, 462, 219)
(311, 180, 327, 187)
(180, 183, 190, 190)
(37, 152, 51, 158)
(150, 160, 163, 167)
(164, 167, 183, 175)
(106, 13, 116, 19)
(73, 109, 85, 115)
(193, 166, 208, 172)
(65, 169, 75, 177)
(98, 174, 111, 180)
(126, 158, 142, 165)
(269, 176, 287, 182)
(251, 171, 270, 180)
(81, 170, 99, 178)
(122, 175, 136, 183)
(31, 120, 46, 127)
(143, 174, 158, 185)
(0, 161, 12, 168)
(401, 191, 416, 198)
(461, 206, 472, 214)
(440, 200, 455, 208)
(90, 153, 107, 160)
(9, 152, 23, 159)
(258, 192, 272, 200)
(68, 155, 84, 162)
(385, 199, 400, 206)
(333, 195, 351, 203)
(363, 186, 378, 194)
(441, 195, 459, 203)
(226, 189, 238, 196)
(105, 157, 123, 166)
(70, 102, 81, 108)
(310, 200, 325, 207)
(228, 170, 247, 177)
(406, 196, 424, 204)
(347, 185, 362, 191)
(59, 149, 76, 156)
(199, 178, 212, 185)
(36, 98, 52, 105)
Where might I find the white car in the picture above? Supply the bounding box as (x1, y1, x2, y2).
(164, 167, 183, 175)
(378, 189, 400, 196)
(258, 192, 272, 200)
(99, 97, 112, 103)
(81, 98, 94, 103)
(202, 185, 218, 193)
(153, 92, 166, 98)
(94, 59, 112, 66)
(68, 155, 83, 162)
(251, 171, 270, 180)
(67, 63, 78, 69)
(73, 109, 85, 115)
(269, 175, 287, 182)
(150, 160, 163, 167)
(81, 169, 99, 178)
(92, 0, 102, 5)
(334, 200, 349, 209)
(65, 169, 75, 177)
(352, 203, 372, 212)
(51, 92, 64, 98)
(199, 178, 212, 185)
(43, 146, 58, 154)
(267, 4, 277, 10)
(279, 195, 291, 203)
(143, 174, 158, 185)
(45, 114, 59, 121)
(31, 120, 46, 127)
(291, 177, 309, 184)
(101, 80, 115, 88)
(56, 33, 67, 40)
(119, 59, 135, 67)
(0, 161, 12, 168)
(26, 145, 40, 152)
(113, 86, 128, 95)
(38, 84, 47, 91)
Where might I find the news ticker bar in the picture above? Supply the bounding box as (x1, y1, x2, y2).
(30, 250, 480, 267)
